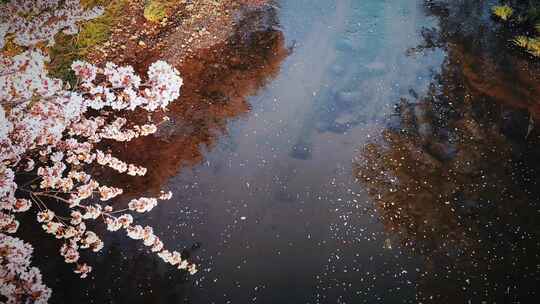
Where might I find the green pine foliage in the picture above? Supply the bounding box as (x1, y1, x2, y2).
(492, 2, 540, 57)
(492, 5, 514, 21)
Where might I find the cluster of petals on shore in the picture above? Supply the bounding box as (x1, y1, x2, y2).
(1, 0, 196, 302)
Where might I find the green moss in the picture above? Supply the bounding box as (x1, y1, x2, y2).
(76, 21, 111, 54)
(492, 5, 513, 21)
(76, 0, 127, 53)
(48, 0, 127, 82)
(144, 0, 173, 22)
(48, 33, 79, 83)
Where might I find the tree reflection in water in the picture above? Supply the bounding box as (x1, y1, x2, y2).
(97, 5, 289, 199)
(355, 0, 540, 302)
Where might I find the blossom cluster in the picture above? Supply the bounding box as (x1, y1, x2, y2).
(0, 233, 51, 304)
(0, 53, 184, 208)
(1, 53, 197, 278)
(0, 0, 197, 299)
(76, 60, 183, 112)
(30, 189, 178, 276)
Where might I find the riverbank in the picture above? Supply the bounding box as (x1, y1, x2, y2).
(82, 0, 272, 66)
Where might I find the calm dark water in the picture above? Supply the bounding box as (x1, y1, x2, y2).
(35, 0, 540, 303)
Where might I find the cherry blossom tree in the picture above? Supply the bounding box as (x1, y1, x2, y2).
(1, 1, 196, 302)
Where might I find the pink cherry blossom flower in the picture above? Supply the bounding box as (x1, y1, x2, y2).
(36, 210, 55, 223)
(128, 197, 158, 213)
(74, 263, 92, 278)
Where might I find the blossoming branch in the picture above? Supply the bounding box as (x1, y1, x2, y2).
(1, 1, 196, 302)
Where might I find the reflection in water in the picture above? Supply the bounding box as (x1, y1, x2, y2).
(285, 0, 443, 160)
(419, 0, 540, 115)
(355, 0, 540, 302)
(109, 6, 289, 197)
